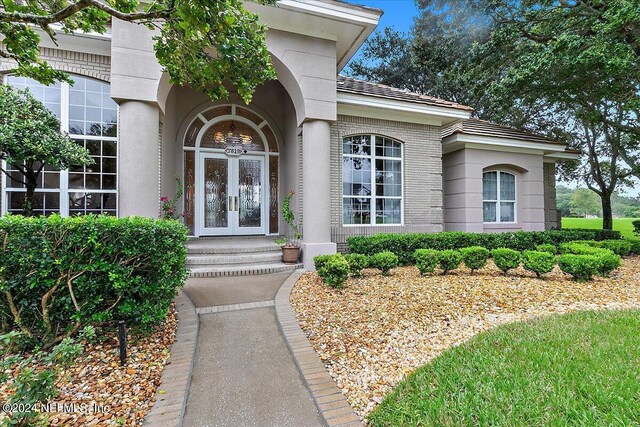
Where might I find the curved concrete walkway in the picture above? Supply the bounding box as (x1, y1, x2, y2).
(181, 272, 323, 427)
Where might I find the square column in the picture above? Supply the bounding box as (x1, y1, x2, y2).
(301, 120, 337, 270)
(118, 100, 161, 218)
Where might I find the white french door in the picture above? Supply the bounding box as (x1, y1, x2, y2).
(198, 153, 265, 236)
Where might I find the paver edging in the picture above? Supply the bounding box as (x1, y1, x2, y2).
(143, 289, 199, 427)
(275, 270, 363, 427)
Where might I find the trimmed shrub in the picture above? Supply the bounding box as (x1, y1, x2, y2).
(344, 253, 369, 277)
(370, 251, 399, 276)
(316, 254, 350, 288)
(522, 251, 556, 278)
(598, 239, 632, 256)
(438, 250, 463, 275)
(633, 220, 640, 236)
(0, 214, 188, 349)
(491, 248, 521, 274)
(313, 254, 334, 271)
(559, 254, 601, 281)
(597, 252, 622, 276)
(559, 242, 612, 256)
(347, 229, 620, 265)
(535, 244, 557, 254)
(460, 246, 490, 272)
(414, 249, 439, 275)
(626, 238, 640, 255)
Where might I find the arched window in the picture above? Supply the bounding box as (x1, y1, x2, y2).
(342, 135, 403, 225)
(2, 75, 118, 216)
(483, 171, 516, 223)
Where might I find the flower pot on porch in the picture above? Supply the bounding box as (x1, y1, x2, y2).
(281, 246, 300, 264)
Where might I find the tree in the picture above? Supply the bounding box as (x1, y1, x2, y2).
(556, 185, 573, 217)
(0, 0, 277, 103)
(570, 188, 601, 218)
(0, 85, 92, 216)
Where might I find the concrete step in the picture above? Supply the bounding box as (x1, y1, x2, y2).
(188, 262, 302, 278)
(186, 238, 281, 255)
(186, 252, 283, 266)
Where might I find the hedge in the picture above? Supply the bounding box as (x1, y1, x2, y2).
(347, 229, 622, 265)
(0, 214, 188, 349)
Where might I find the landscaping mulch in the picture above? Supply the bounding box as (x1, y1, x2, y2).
(0, 306, 177, 427)
(290, 258, 640, 419)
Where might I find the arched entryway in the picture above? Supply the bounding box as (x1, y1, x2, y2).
(183, 105, 280, 236)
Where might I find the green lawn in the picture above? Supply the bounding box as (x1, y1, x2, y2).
(562, 217, 639, 238)
(368, 310, 640, 427)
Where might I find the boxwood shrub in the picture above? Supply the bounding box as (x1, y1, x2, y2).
(347, 229, 620, 265)
(535, 243, 557, 254)
(414, 249, 439, 275)
(370, 251, 399, 276)
(627, 238, 640, 255)
(491, 248, 521, 274)
(316, 254, 350, 288)
(438, 250, 463, 275)
(558, 254, 602, 281)
(0, 214, 188, 349)
(597, 252, 622, 276)
(313, 254, 333, 271)
(522, 250, 556, 278)
(598, 240, 632, 256)
(344, 253, 369, 277)
(460, 246, 490, 272)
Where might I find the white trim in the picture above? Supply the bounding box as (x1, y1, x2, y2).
(443, 133, 577, 157)
(276, 0, 382, 25)
(482, 170, 517, 224)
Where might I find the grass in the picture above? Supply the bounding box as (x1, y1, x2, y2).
(562, 217, 639, 238)
(368, 310, 640, 427)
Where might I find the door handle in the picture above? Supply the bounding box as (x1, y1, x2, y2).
(228, 196, 233, 211)
(234, 196, 239, 212)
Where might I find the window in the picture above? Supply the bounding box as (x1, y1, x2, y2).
(483, 171, 516, 223)
(343, 135, 402, 225)
(2, 75, 118, 216)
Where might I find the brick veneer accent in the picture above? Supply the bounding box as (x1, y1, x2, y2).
(143, 290, 198, 427)
(275, 270, 363, 427)
(543, 162, 559, 229)
(330, 115, 444, 251)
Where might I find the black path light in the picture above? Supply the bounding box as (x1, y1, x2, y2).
(118, 320, 127, 366)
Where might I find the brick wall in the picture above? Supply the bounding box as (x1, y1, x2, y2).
(543, 162, 559, 229)
(330, 115, 443, 251)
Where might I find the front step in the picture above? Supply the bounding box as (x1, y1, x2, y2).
(186, 239, 281, 255)
(186, 251, 282, 266)
(189, 262, 302, 278)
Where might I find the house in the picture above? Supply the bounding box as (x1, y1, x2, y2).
(0, 0, 579, 270)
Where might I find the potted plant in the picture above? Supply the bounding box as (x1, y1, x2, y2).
(278, 191, 302, 263)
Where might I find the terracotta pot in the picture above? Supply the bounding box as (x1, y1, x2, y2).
(281, 246, 300, 264)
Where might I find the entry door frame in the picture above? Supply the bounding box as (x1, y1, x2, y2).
(196, 152, 268, 237)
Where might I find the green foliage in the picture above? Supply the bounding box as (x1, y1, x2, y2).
(626, 238, 640, 255)
(558, 254, 602, 282)
(559, 243, 614, 257)
(347, 229, 620, 265)
(0, 85, 93, 215)
(282, 191, 301, 244)
(1, 329, 85, 426)
(0, 215, 188, 349)
(459, 246, 489, 272)
(160, 178, 187, 220)
(597, 253, 622, 277)
(313, 254, 333, 272)
(344, 253, 369, 277)
(490, 248, 521, 274)
(316, 254, 350, 289)
(535, 244, 557, 254)
(633, 220, 640, 236)
(370, 251, 399, 276)
(598, 240, 632, 256)
(414, 249, 439, 275)
(570, 189, 601, 217)
(0, 0, 277, 104)
(522, 251, 556, 278)
(437, 250, 462, 275)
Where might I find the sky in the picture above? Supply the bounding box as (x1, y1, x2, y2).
(351, 0, 418, 34)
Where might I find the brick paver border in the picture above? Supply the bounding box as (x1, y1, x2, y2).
(275, 270, 363, 427)
(143, 289, 198, 427)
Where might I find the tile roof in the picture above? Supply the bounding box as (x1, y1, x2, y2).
(337, 75, 474, 112)
(442, 118, 572, 147)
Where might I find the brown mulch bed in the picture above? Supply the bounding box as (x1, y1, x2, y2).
(1, 307, 177, 426)
(290, 258, 640, 418)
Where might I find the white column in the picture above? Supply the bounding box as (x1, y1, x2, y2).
(301, 120, 337, 270)
(118, 101, 160, 218)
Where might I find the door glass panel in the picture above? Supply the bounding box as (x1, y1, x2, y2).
(204, 158, 228, 228)
(239, 159, 262, 228)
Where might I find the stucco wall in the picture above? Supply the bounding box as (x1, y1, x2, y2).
(543, 162, 559, 229)
(443, 148, 546, 233)
(330, 115, 443, 251)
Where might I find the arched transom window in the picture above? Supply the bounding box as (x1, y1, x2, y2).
(483, 171, 516, 223)
(2, 75, 118, 216)
(342, 135, 403, 225)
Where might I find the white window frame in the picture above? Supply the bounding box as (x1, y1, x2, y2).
(342, 134, 404, 226)
(1, 74, 119, 217)
(483, 170, 517, 224)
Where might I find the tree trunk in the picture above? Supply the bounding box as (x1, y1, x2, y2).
(23, 181, 36, 217)
(601, 193, 613, 230)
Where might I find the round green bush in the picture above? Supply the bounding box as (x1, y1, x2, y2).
(522, 250, 556, 278)
(460, 246, 490, 272)
(627, 238, 640, 255)
(491, 248, 521, 274)
(344, 253, 369, 277)
(437, 250, 463, 275)
(317, 254, 350, 288)
(560, 242, 614, 256)
(370, 251, 399, 276)
(598, 240, 632, 256)
(414, 249, 439, 275)
(559, 254, 601, 281)
(313, 254, 333, 271)
(596, 252, 622, 276)
(535, 243, 557, 254)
